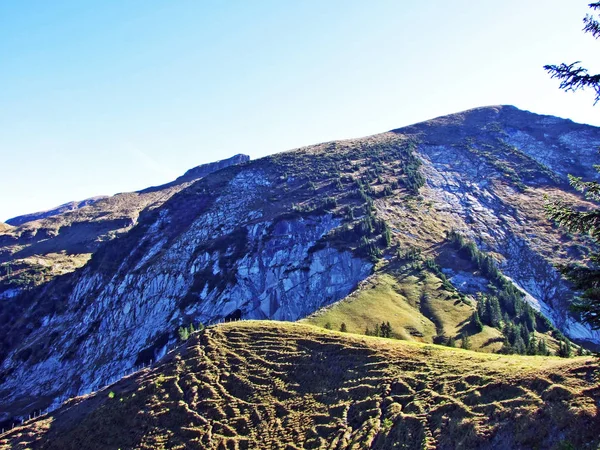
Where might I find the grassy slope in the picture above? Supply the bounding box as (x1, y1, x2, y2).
(303, 269, 505, 353)
(303, 273, 438, 341)
(1, 321, 597, 450)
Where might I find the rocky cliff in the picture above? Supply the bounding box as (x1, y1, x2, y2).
(0, 106, 598, 424)
(0, 154, 250, 300)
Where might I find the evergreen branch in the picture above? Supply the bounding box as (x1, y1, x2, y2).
(557, 265, 600, 329)
(557, 263, 600, 289)
(568, 174, 600, 200)
(545, 201, 600, 235)
(583, 13, 600, 39)
(543, 62, 600, 104)
(572, 292, 600, 329)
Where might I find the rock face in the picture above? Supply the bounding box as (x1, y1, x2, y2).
(0, 165, 372, 423)
(393, 105, 600, 343)
(0, 154, 251, 299)
(1, 105, 600, 422)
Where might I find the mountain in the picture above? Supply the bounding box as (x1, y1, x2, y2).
(1, 322, 598, 450)
(0, 154, 250, 299)
(6, 197, 109, 227)
(0, 105, 599, 426)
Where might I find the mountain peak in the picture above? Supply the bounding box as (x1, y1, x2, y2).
(394, 104, 582, 134)
(139, 153, 250, 194)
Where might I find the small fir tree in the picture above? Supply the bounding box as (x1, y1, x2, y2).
(557, 339, 573, 358)
(461, 333, 472, 350)
(470, 310, 484, 333)
(178, 326, 190, 341)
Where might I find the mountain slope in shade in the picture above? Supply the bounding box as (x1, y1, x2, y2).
(1, 106, 600, 424)
(1, 322, 597, 450)
(0, 154, 250, 298)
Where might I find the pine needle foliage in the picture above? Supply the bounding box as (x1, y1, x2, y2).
(544, 3, 600, 104)
(544, 2, 600, 329)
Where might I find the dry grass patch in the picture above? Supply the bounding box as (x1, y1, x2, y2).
(2, 321, 597, 450)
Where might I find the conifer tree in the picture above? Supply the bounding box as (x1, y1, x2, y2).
(500, 334, 513, 354)
(557, 339, 573, 358)
(379, 321, 393, 338)
(381, 224, 392, 247)
(523, 306, 536, 333)
(544, 2, 600, 329)
(461, 333, 472, 350)
(513, 334, 527, 355)
(488, 296, 502, 328)
(527, 335, 538, 356)
(470, 310, 484, 333)
(447, 336, 456, 347)
(477, 298, 487, 324)
(538, 338, 549, 356)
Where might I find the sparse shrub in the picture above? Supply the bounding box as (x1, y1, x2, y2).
(340, 322, 348, 332)
(178, 326, 190, 341)
(382, 417, 393, 430)
(177, 322, 202, 341)
(320, 196, 337, 211)
(398, 247, 421, 261)
(381, 185, 394, 197)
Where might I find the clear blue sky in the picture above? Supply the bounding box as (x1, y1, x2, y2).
(1, 0, 598, 221)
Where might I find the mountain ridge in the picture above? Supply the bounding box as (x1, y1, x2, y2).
(5, 197, 109, 227)
(0, 153, 251, 300)
(0, 105, 598, 425)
